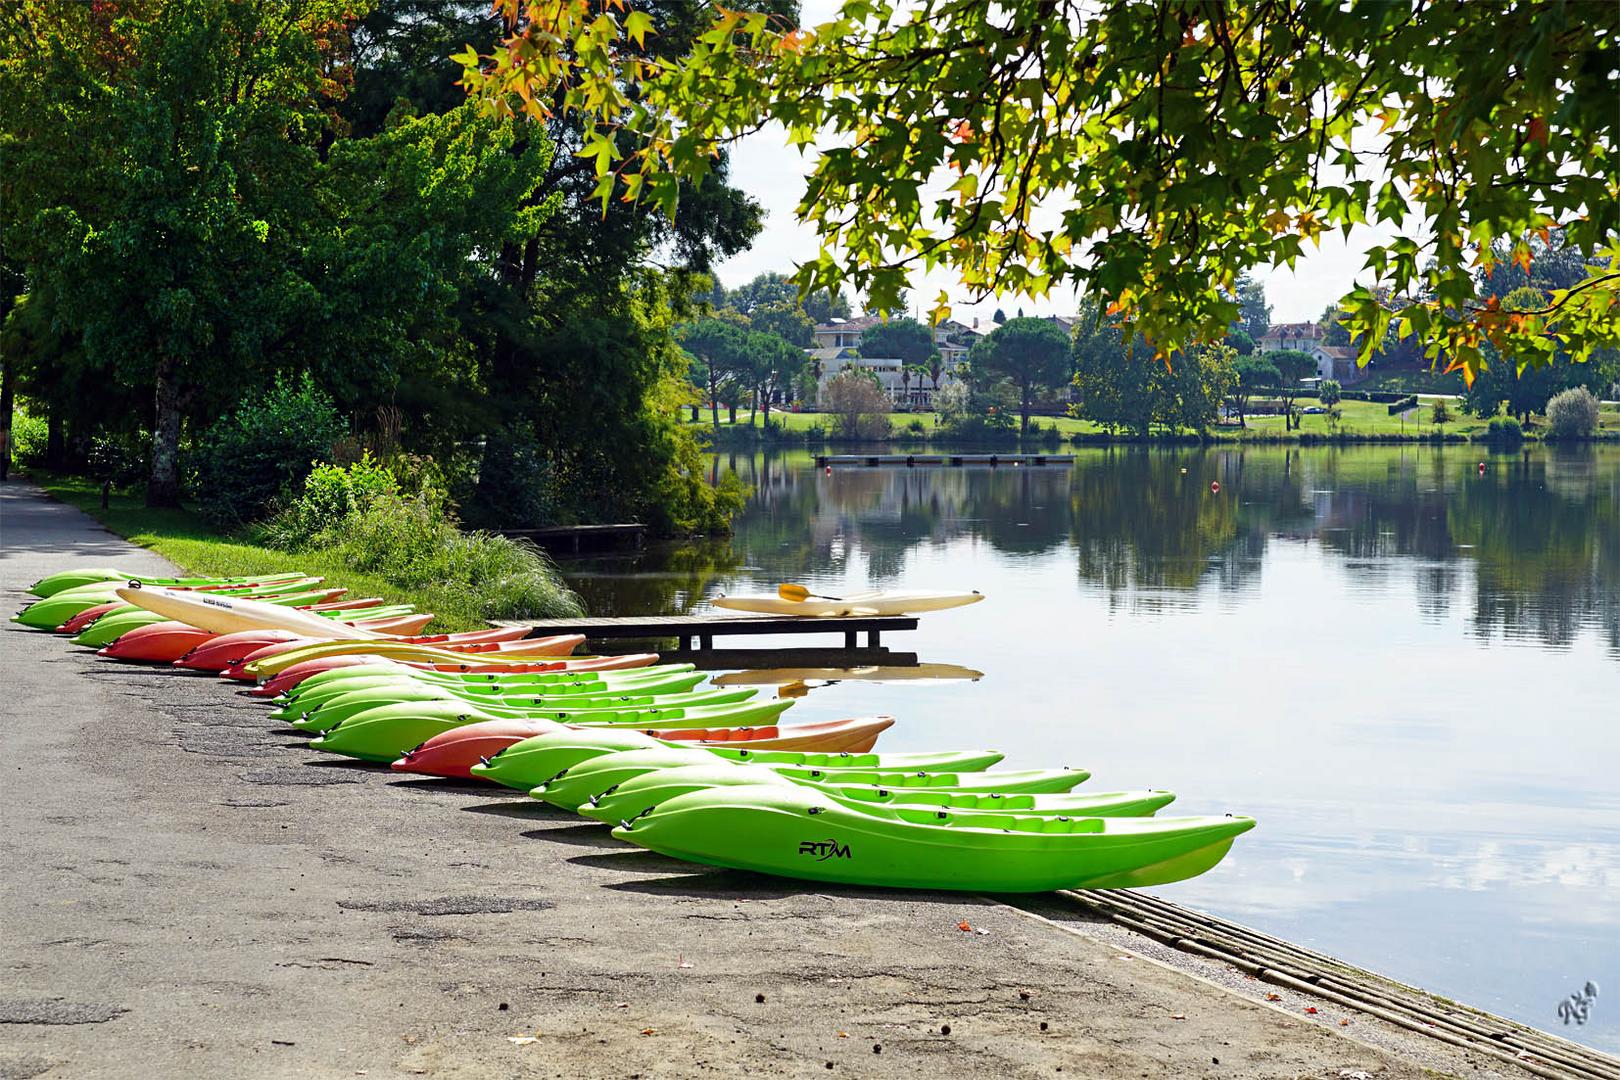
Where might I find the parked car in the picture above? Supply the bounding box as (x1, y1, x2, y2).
(1303, 405, 1326, 414)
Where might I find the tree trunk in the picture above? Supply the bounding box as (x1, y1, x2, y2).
(708, 368, 721, 436)
(148, 356, 183, 507)
(1020, 384, 1032, 438)
(761, 381, 771, 425)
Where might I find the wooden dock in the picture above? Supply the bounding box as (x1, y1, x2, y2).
(815, 452, 1074, 468)
(495, 523, 646, 553)
(497, 612, 918, 651)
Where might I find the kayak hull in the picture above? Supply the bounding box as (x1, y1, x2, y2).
(307, 699, 796, 763)
(390, 715, 900, 782)
(116, 585, 381, 640)
(585, 770, 1175, 826)
(533, 752, 1067, 813)
(614, 785, 1253, 892)
(471, 734, 1007, 795)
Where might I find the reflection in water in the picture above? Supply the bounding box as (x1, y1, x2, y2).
(558, 445, 1620, 1049)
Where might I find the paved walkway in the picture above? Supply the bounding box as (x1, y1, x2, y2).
(0, 477, 1541, 1078)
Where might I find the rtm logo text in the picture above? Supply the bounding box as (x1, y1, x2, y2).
(797, 839, 851, 862)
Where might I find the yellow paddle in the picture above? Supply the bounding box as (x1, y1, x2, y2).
(776, 583, 848, 603)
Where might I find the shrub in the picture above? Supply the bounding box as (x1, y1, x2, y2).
(189, 374, 346, 527)
(9, 405, 47, 466)
(823, 369, 891, 439)
(303, 491, 583, 621)
(261, 454, 398, 548)
(1486, 416, 1524, 444)
(1545, 386, 1600, 438)
(1430, 399, 1452, 425)
(904, 417, 928, 435)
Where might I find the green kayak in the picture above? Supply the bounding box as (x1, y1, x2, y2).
(28, 569, 306, 598)
(535, 749, 1085, 812)
(470, 732, 1007, 793)
(275, 663, 699, 705)
(271, 669, 712, 718)
(288, 684, 758, 733)
(17, 577, 323, 631)
(614, 783, 1255, 892)
(305, 698, 797, 763)
(582, 764, 1169, 824)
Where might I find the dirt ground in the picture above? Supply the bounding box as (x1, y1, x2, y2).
(0, 478, 1541, 1079)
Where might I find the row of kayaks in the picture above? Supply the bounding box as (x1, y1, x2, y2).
(17, 568, 1255, 892)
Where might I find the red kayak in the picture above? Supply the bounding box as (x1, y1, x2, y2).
(391, 718, 563, 779)
(390, 715, 895, 781)
(249, 649, 656, 697)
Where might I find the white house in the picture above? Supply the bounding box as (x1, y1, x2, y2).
(1256, 323, 1364, 384)
(808, 316, 976, 408)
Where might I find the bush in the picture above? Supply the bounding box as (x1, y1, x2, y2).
(300, 490, 582, 621)
(1486, 416, 1524, 444)
(823, 369, 891, 439)
(9, 405, 47, 466)
(904, 417, 928, 435)
(188, 374, 346, 527)
(1545, 386, 1600, 438)
(261, 454, 398, 548)
(1430, 399, 1452, 425)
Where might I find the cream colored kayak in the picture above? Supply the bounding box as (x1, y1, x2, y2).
(710, 590, 983, 617)
(116, 585, 383, 640)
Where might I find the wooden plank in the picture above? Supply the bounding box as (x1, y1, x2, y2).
(495, 613, 918, 641)
(670, 648, 918, 670)
(816, 453, 1072, 468)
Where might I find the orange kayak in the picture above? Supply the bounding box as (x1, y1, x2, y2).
(391, 715, 894, 781)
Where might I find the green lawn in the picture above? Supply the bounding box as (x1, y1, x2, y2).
(689, 397, 1620, 440)
(34, 475, 496, 631)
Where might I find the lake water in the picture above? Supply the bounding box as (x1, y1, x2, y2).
(560, 445, 1619, 1051)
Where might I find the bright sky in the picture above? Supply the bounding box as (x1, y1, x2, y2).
(710, 2, 1394, 328)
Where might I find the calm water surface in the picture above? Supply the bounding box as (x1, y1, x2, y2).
(561, 445, 1619, 1050)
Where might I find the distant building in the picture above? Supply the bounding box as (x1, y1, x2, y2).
(808, 315, 977, 408)
(1256, 322, 1322, 352)
(1257, 323, 1364, 384)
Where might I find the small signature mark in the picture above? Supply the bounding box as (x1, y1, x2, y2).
(1556, 981, 1600, 1027)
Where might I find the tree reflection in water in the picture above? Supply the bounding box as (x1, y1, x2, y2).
(564, 445, 1619, 658)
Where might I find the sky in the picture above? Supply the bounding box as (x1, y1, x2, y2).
(708, 1, 1394, 329)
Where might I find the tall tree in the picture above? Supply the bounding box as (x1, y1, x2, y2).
(680, 318, 747, 435)
(859, 318, 936, 366)
(1270, 350, 1319, 431)
(463, 1, 1620, 381)
(1234, 275, 1272, 341)
(1231, 356, 1280, 428)
(3, 0, 353, 505)
(967, 317, 1070, 437)
(737, 330, 806, 424)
